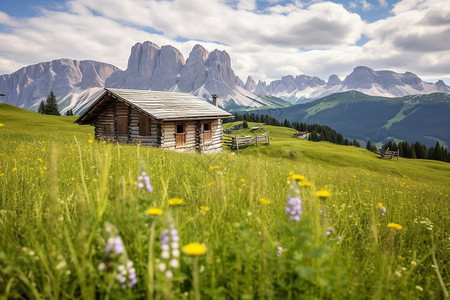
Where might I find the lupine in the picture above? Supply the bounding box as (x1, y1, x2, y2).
(286, 195, 303, 221)
(138, 172, 153, 192)
(99, 223, 138, 289)
(158, 219, 180, 279)
(378, 202, 386, 216)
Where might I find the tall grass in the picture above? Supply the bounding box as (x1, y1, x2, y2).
(0, 105, 449, 299)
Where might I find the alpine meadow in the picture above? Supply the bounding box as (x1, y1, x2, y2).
(0, 103, 449, 299)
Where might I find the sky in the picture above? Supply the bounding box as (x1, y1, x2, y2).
(0, 0, 449, 85)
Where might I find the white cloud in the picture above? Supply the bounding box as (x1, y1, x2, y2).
(377, 0, 388, 8)
(0, 0, 449, 85)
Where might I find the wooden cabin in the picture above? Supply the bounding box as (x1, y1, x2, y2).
(75, 88, 233, 153)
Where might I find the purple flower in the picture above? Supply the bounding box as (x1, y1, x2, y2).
(138, 172, 153, 192)
(286, 195, 302, 222)
(380, 206, 386, 216)
(159, 221, 180, 278)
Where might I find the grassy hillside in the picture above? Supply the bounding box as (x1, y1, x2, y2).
(252, 91, 450, 148)
(1, 105, 449, 299)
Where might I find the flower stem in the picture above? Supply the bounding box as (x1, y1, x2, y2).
(148, 220, 156, 300)
(192, 256, 200, 300)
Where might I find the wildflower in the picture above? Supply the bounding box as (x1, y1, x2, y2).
(277, 245, 284, 257)
(183, 243, 207, 256)
(286, 195, 302, 222)
(259, 198, 271, 205)
(299, 181, 311, 187)
(387, 223, 403, 230)
(378, 202, 386, 216)
(415, 286, 423, 292)
(326, 227, 336, 235)
(100, 223, 137, 289)
(137, 172, 153, 192)
(240, 178, 246, 183)
(200, 206, 210, 211)
(88, 139, 94, 143)
(12, 168, 17, 172)
(0, 123, 3, 126)
(316, 190, 331, 198)
(209, 165, 220, 171)
(287, 174, 305, 182)
(338, 235, 342, 243)
(146, 208, 163, 216)
(158, 219, 180, 279)
(168, 198, 183, 206)
(0, 173, 4, 177)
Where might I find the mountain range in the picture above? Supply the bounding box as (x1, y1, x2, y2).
(253, 91, 450, 148)
(1, 41, 449, 115)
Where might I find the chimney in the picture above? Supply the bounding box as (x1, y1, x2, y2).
(212, 94, 218, 107)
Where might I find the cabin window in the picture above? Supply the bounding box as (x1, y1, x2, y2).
(117, 117, 128, 134)
(203, 122, 212, 143)
(177, 124, 185, 134)
(139, 116, 151, 136)
(175, 123, 186, 147)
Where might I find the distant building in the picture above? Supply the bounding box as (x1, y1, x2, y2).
(294, 131, 309, 139)
(75, 88, 232, 153)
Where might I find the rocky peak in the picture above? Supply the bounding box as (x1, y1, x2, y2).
(326, 74, 342, 87)
(244, 76, 257, 91)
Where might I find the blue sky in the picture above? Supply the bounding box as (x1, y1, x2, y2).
(0, 0, 449, 84)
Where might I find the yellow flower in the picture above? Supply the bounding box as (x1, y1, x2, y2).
(209, 165, 220, 171)
(259, 198, 271, 205)
(299, 181, 311, 187)
(288, 174, 305, 181)
(12, 168, 17, 172)
(377, 202, 383, 208)
(316, 190, 331, 198)
(183, 243, 207, 256)
(146, 208, 163, 216)
(169, 198, 184, 206)
(387, 223, 402, 230)
(288, 171, 294, 176)
(200, 206, 210, 211)
(240, 178, 246, 183)
(0, 173, 4, 177)
(88, 139, 94, 143)
(0, 123, 3, 126)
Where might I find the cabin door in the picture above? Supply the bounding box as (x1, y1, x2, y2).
(175, 123, 186, 147)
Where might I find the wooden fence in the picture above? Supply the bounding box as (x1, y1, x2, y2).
(376, 148, 399, 160)
(223, 132, 270, 153)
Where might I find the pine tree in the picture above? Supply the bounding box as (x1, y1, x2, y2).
(44, 91, 60, 116)
(38, 101, 45, 114)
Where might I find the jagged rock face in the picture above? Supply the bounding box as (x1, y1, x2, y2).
(244, 76, 257, 91)
(0, 59, 118, 109)
(177, 44, 209, 93)
(106, 42, 185, 90)
(255, 80, 267, 95)
(326, 74, 342, 87)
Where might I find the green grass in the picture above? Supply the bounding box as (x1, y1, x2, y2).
(1, 104, 449, 299)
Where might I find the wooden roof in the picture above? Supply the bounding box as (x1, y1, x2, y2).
(75, 88, 233, 124)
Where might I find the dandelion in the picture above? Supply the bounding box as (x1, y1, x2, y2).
(299, 181, 311, 187)
(0, 123, 3, 126)
(387, 223, 403, 230)
(316, 190, 331, 198)
(0, 173, 4, 177)
(146, 208, 163, 216)
(240, 178, 246, 183)
(200, 206, 210, 212)
(183, 243, 207, 256)
(168, 198, 183, 206)
(137, 172, 153, 192)
(259, 198, 271, 205)
(88, 139, 94, 143)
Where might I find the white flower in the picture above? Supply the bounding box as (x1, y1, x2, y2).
(172, 249, 180, 258)
(165, 270, 173, 279)
(169, 259, 179, 269)
(161, 250, 170, 259)
(158, 263, 166, 272)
